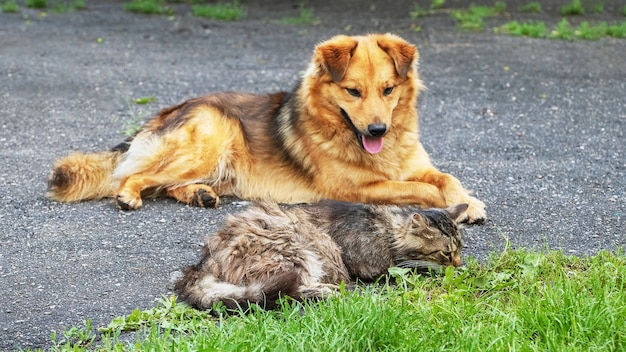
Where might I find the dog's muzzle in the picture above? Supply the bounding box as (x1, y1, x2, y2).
(340, 108, 386, 154)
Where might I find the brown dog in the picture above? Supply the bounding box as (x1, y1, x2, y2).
(48, 33, 486, 223)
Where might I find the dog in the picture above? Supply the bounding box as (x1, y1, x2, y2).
(48, 33, 486, 223)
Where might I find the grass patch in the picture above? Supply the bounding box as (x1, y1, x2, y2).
(430, 0, 445, 10)
(42, 248, 626, 351)
(607, 22, 626, 38)
(592, 3, 604, 14)
(118, 96, 155, 136)
(7, 0, 85, 13)
(51, 319, 97, 350)
(51, 0, 85, 13)
(72, 0, 84, 10)
(518, 1, 541, 13)
(25, 0, 47, 9)
(497, 18, 626, 41)
(279, 2, 318, 25)
(410, 3, 430, 18)
(410, 0, 446, 18)
(550, 18, 576, 40)
(451, 2, 506, 32)
(123, 0, 173, 15)
(1, 0, 18, 13)
(576, 20, 607, 40)
(71, 0, 84, 10)
(560, 0, 584, 16)
(192, 0, 246, 21)
(122, 115, 144, 136)
(411, 1, 626, 39)
(496, 20, 547, 37)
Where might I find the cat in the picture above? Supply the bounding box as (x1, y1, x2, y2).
(175, 200, 467, 311)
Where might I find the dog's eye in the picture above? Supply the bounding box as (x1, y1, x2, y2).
(346, 88, 361, 97)
(383, 87, 394, 96)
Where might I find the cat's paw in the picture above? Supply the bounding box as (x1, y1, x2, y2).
(464, 196, 486, 224)
(116, 192, 142, 210)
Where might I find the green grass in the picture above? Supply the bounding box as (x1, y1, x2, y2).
(607, 22, 626, 38)
(123, 0, 173, 15)
(451, 2, 506, 31)
(430, 0, 445, 10)
(41, 248, 626, 351)
(279, 2, 318, 25)
(73, 0, 84, 10)
(496, 20, 547, 37)
(192, 0, 246, 21)
(410, 3, 430, 18)
(560, 0, 584, 16)
(497, 19, 626, 41)
(518, 1, 541, 13)
(51, 0, 85, 13)
(592, 3, 604, 14)
(119, 96, 154, 136)
(5, 0, 85, 13)
(1, 0, 19, 13)
(576, 21, 607, 40)
(25, 0, 47, 9)
(132, 96, 156, 105)
(410, 1, 626, 39)
(410, 0, 446, 18)
(550, 18, 576, 40)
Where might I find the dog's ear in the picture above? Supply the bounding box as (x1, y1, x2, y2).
(314, 35, 358, 82)
(377, 34, 417, 79)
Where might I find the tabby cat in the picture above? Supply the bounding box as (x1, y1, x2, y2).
(175, 201, 466, 311)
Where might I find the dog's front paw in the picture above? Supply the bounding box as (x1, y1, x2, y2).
(464, 196, 486, 224)
(116, 192, 143, 210)
(191, 188, 220, 208)
(167, 184, 220, 208)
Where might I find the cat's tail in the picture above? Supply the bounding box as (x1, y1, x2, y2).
(175, 268, 302, 312)
(47, 151, 123, 202)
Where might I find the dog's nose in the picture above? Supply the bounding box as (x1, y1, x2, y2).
(367, 123, 387, 137)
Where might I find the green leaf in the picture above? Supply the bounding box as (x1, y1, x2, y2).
(133, 96, 156, 104)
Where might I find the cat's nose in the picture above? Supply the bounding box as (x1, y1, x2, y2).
(452, 256, 462, 267)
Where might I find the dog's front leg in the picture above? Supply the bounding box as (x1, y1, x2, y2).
(349, 176, 486, 224)
(344, 179, 446, 208)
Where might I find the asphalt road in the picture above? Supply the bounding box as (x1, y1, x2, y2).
(1, 0, 625, 349)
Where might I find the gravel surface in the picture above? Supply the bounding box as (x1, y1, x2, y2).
(1, 0, 625, 349)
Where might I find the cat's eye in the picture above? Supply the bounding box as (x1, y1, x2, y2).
(383, 86, 394, 96)
(346, 88, 361, 97)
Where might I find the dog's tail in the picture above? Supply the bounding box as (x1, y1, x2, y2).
(47, 151, 123, 203)
(175, 267, 302, 312)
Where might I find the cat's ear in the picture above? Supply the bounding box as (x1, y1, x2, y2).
(411, 213, 429, 228)
(445, 204, 469, 223)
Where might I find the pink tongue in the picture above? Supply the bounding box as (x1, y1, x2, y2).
(362, 135, 384, 154)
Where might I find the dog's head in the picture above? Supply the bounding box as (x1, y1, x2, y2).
(305, 33, 422, 154)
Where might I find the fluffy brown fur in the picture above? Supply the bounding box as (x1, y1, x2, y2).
(175, 201, 467, 311)
(47, 33, 486, 223)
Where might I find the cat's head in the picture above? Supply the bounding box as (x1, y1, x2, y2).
(394, 204, 467, 273)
